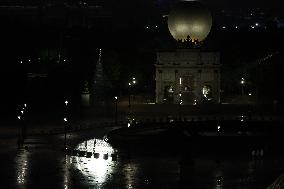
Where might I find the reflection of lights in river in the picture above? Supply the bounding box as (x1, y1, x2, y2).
(213, 166, 224, 189)
(123, 163, 140, 189)
(16, 150, 29, 186)
(64, 155, 70, 189)
(72, 138, 116, 185)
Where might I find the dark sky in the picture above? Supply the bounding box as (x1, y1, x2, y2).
(154, 0, 282, 11)
(200, 0, 282, 10)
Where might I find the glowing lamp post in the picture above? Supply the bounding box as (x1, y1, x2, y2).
(64, 100, 69, 150)
(240, 78, 245, 96)
(128, 78, 137, 115)
(17, 103, 28, 148)
(179, 92, 182, 120)
(64, 117, 68, 150)
(217, 125, 221, 135)
(114, 96, 118, 124)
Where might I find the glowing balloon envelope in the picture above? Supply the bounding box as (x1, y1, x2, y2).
(168, 1, 212, 42)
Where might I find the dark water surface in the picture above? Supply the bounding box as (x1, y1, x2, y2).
(1, 135, 284, 189)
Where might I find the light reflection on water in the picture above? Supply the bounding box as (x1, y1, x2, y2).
(123, 163, 139, 189)
(64, 155, 70, 189)
(16, 150, 29, 187)
(213, 167, 224, 189)
(69, 138, 142, 188)
(45, 137, 284, 188)
(71, 138, 117, 186)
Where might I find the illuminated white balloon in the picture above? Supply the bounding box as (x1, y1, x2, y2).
(168, 1, 212, 42)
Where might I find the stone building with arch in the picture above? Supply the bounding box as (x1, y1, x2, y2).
(155, 49, 220, 105)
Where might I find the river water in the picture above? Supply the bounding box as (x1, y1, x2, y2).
(3, 135, 283, 189)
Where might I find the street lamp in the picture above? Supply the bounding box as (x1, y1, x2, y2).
(128, 78, 137, 114)
(114, 96, 118, 124)
(240, 78, 245, 95)
(64, 117, 68, 149)
(17, 103, 28, 148)
(64, 100, 69, 150)
(178, 91, 182, 120)
(17, 115, 22, 148)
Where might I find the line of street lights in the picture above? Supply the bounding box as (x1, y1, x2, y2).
(179, 92, 182, 120)
(114, 96, 118, 125)
(17, 103, 27, 148)
(18, 58, 68, 65)
(64, 100, 68, 150)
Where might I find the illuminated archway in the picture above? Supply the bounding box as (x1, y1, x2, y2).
(202, 85, 213, 101)
(163, 85, 174, 103)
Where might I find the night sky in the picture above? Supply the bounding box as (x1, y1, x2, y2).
(0, 0, 283, 115)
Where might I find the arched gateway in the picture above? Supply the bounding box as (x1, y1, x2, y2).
(155, 49, 220, 104)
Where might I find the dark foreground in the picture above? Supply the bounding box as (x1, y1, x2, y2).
(1, 124, 284, 189)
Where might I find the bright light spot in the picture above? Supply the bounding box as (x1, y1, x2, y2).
(65, 100, 68, 106)
(127, 123, 131, 127)
(63, 59, 66, 62)
(217, 125, 221, 132)
(235, 26, 238, 29)
(16, 150, 29, 185)
(73, 139, 116, 185)
(155, 25, 158, 28)
(146, 26, 149, 29)
(114, 96, 118, 100)
(179, 77, 182, 85)
(17, 116, 21, 120)
(132, 77, 135, 80)
(128, 82, 131, 86)
(202, 85, 212, 100)
(222, 26, 226, 29)
(249, 93, 252, 96)
(133, 80, 136, 84)
(64, 118, 68, 122)
(28, 59, 31, 62)
(251, 26, 255, 29)
(24, 104, 27, 108)
(255, 23, 259, 26)
(241, 119, 244, 122)
(21, 110, 24, 115)
(20, 60, 23, 64)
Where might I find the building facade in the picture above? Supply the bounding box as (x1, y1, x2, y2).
(155, 49, 220, 104)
